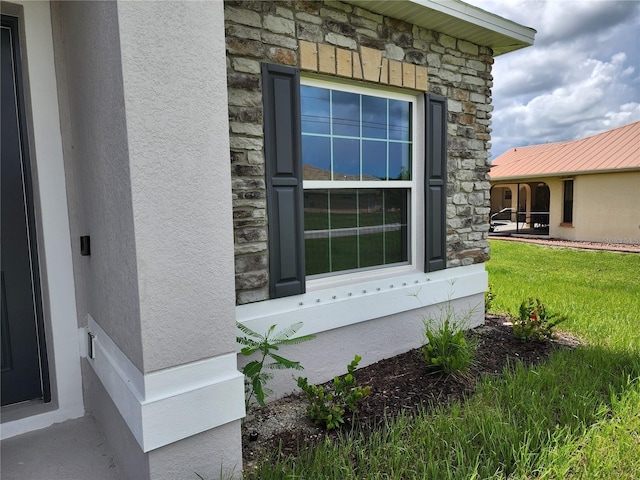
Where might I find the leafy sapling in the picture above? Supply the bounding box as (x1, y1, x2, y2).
(422, 302, 477, 376)
(485, 283, 496, 312)
(297, 355, 371, 430)
(237, 322, 315, 408)
(513, 297, 568, 341)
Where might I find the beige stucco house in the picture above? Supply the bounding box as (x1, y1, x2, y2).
(489, 121, 640, 244)
(1, 1, 534, 478)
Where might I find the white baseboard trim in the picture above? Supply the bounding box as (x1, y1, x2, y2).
(81, 315, 245, 452)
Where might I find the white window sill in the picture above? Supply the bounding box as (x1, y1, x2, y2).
(236, 264, 487, 341)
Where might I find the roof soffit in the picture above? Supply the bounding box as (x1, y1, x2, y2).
(342, 0, 536, 55)
(489, 167, 640, 184)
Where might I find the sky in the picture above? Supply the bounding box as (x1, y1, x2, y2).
(464, 0, 640, 160)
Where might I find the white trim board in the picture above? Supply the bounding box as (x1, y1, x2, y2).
(81, 315, 245, 452)
(237, 263, 488, 340)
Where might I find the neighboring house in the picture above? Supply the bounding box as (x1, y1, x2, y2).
(0, 1, 534, 478)
(489, 122, 640, 244)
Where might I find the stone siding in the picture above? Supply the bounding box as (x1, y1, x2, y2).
(225, 0, 493, 305)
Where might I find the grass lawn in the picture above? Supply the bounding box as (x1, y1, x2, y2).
(488, 240, 640, 353)
(251, 240, 640, 479)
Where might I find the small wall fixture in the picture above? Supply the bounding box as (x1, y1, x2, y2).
(87, 332, 96, 359)
(80, 236, 91, 256)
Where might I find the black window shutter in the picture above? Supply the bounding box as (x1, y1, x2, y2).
(262, 63, 306, 298)
(424, 93, 448, 272)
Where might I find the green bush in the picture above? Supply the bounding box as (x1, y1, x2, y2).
(512, 297, 568, 342)
(237, 322, 315, 408)
(422, 304, 476, 376)
(297, 355, 371, 430)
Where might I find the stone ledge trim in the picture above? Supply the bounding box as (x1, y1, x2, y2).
(300, 41, 428, 91)
(336, 47, 352, 77)
(318, 43, 336, 74)
(299, 40, 317, 71)
(353, 51, 363, 79)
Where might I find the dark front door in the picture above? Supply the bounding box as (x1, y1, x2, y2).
(1, 14, 50, 406)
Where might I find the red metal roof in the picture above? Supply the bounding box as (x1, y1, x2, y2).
(489, 121, 640, 180)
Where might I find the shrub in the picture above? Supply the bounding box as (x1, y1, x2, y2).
(512, 297, 568, 342)
(422, 304, 476, 376)
(237, 322, 315, 408)
(297, 355, 371, 430)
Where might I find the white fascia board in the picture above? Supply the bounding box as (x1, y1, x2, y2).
(343, 0, 535, 54)
(237, 264, 488, 341)
(82, 315, 245, 452)
(414, 0, 536, 44)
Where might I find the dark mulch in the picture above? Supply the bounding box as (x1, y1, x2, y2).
(242, 314, 582, 469)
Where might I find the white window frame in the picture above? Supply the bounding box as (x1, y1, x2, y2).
(300, 77, 424, 291)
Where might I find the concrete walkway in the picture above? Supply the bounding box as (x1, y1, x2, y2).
(1, 415, 120, 480)
(490, 234, 640, 253)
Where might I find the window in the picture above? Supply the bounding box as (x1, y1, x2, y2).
(300, 82, 414, 276)
(562, 179, 573, 224)
(261, 63, 447, 299)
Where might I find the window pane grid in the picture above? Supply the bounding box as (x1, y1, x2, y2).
(302, 135, 410, 181)
(304, 189, 409, 276)
(301, 85, 412, 182)
(301, 83, 413, 277)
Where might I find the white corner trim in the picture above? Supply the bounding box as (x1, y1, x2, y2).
(237, 264, 488, 340)
(82, 315, 245, 452)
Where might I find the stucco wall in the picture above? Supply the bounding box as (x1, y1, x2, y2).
(54, 0, 144, 369)
(549, 172, 640, 244)
(55, 2, 244, 478)
(84, 360, 243, 480)
(225, 0, 494, 305)
(148, 420, 242, 480)
(117, 1, 237, 372)
(82, 361, 150, 480)
(58, 0, 240, 373)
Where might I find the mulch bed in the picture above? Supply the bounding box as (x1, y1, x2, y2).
(242, 314, 583, 470)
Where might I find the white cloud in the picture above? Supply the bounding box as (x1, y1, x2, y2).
(491, 52, 640, 153)
(534, 1, 637, 45)
(465, 0, 640, 158)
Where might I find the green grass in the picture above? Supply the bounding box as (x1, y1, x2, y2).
(249, 240, 640, 479)
(488, 240, 640, 353)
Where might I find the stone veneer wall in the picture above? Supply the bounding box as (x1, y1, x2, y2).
(225, 0, 493, 305)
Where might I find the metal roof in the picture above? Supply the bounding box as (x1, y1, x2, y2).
(489, 121, 640, 181)
(342, 0, 536, 55)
